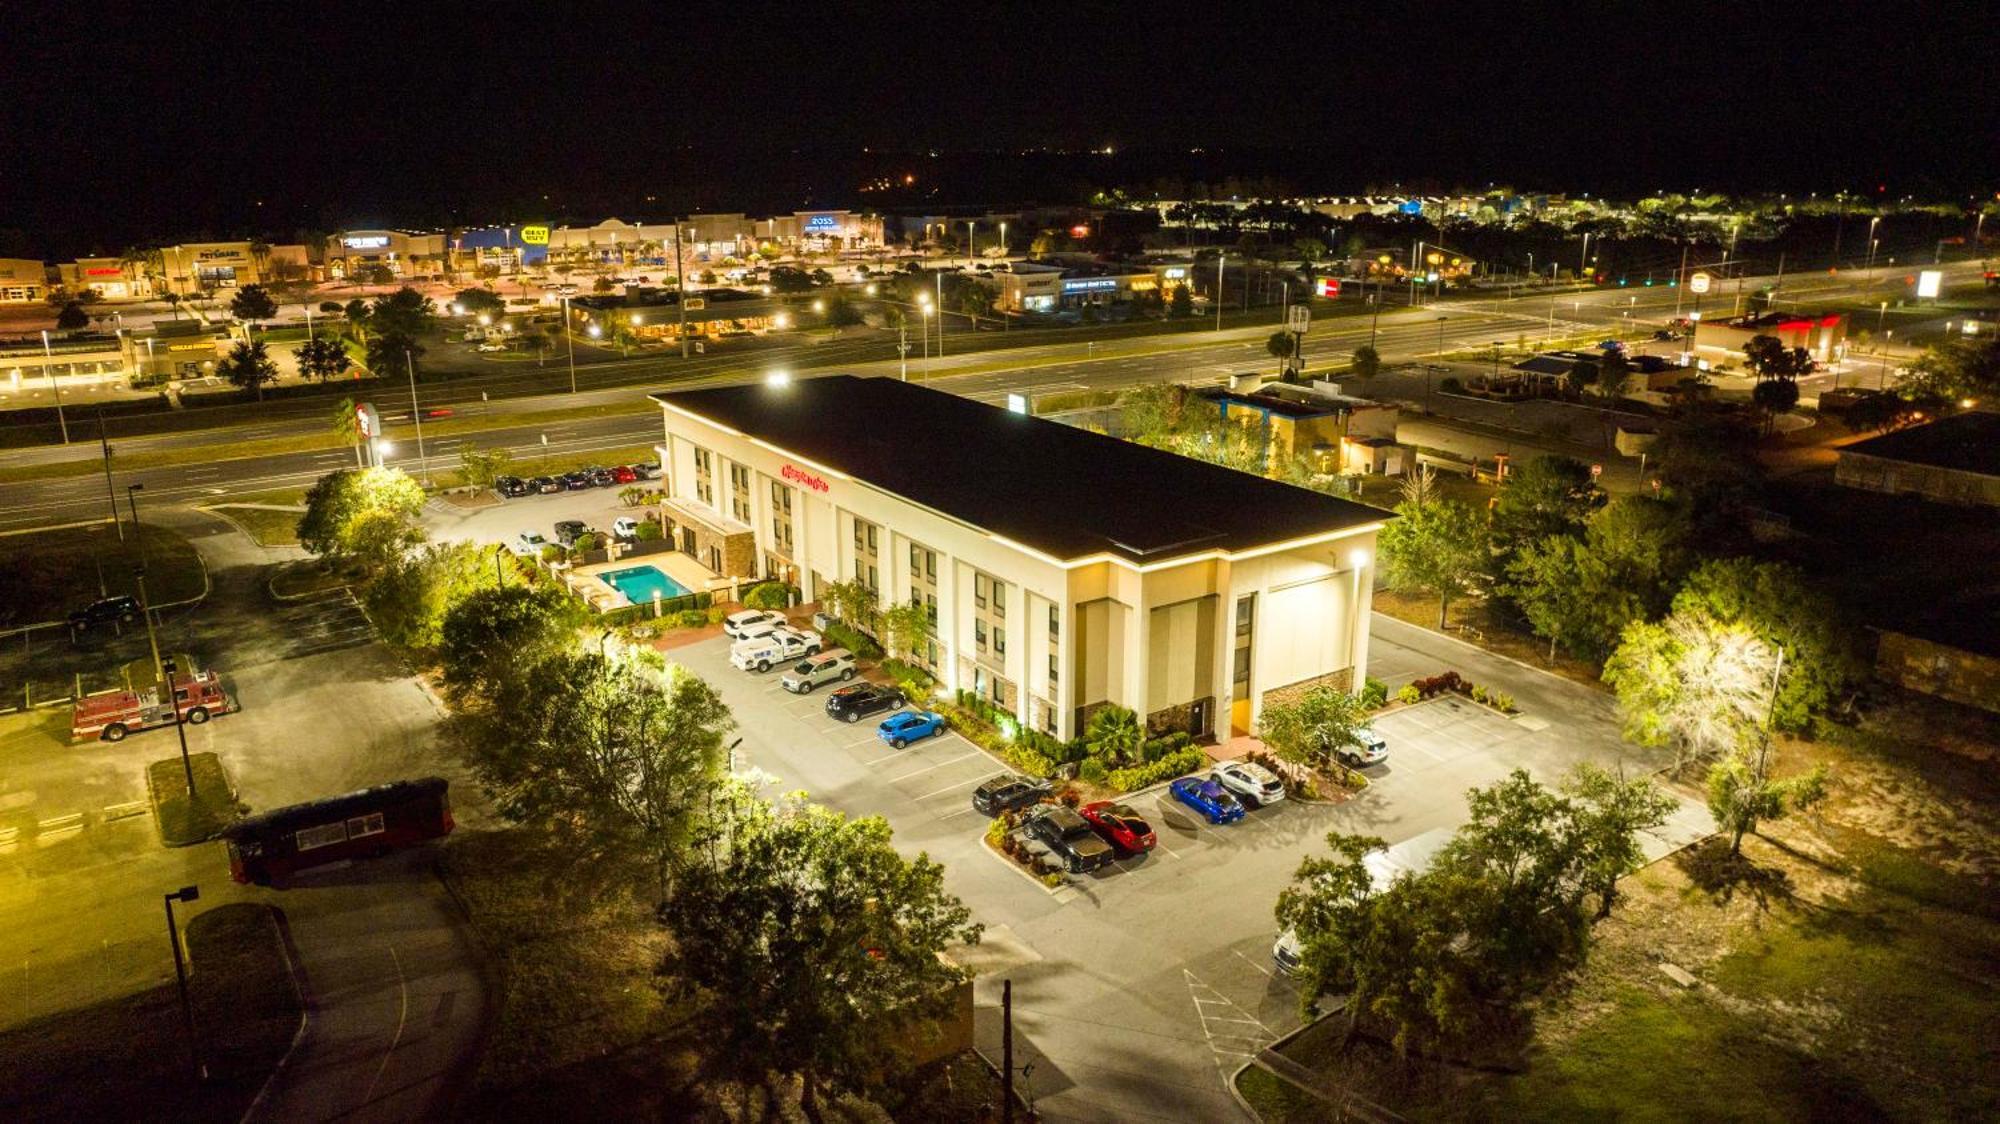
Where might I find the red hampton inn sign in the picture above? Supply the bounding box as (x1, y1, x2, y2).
(781, 464, 830, 493)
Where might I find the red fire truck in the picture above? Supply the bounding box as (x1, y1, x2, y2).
(71, 669, 234, 743)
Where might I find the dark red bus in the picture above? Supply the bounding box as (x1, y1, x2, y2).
(223, 777, 455, 885)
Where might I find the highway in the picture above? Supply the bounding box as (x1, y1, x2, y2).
(0, 263, 1977, 533)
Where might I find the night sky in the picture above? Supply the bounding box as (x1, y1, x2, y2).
(3, 1, 1993, 258)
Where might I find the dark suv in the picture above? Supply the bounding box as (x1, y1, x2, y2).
(824, 683, 905, 723)
(553, 519, 591, 546)
(68, 595, 141, 631)
(495, 475, 530, 497)
(971, 774, 1053, 817)
(1023, 805, 1117, 874)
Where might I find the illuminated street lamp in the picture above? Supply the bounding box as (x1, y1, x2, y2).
(765, 369, 792, 387)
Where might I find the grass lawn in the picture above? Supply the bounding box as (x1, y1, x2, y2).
(0, 522, 205, 630)
(267, 559, 351, 600)
(206, 505, 302, 547)
(149, 751, 242, 845)
(1371, 588, 1605, 688)
(1246, 697, 2000, 1122)
(0, 902, 302, 1123)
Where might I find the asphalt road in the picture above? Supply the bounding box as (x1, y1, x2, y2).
(1, 263, 1980, 533)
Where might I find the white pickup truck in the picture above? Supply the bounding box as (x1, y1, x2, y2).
(729, 626, 824, 672)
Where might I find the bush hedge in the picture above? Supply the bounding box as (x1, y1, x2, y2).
(1361, 676, 1389, 710)
(742, 581, 796, 611)
(1139, 730, 1193, 763)
(1106, 747, 1206, 793)
(598, 590, 711, 626)
(823, 619, 884, 660)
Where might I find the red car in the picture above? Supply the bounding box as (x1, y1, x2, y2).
(611, 464, 638, 484)
(1079, 801, 1156, 853)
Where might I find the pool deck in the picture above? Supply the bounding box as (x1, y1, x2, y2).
(571, 551, 733, 612)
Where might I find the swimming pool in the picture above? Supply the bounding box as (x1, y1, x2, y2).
(600, 565, 690, 605)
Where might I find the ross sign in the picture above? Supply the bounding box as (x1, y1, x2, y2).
(1006, 392, 1029, 415)
(1915, 270, 1942, 299)
(1286, 304, 1311, 333)
(520, 225, 550, 245)
(1315, 277, 1341, 299)
(780, 464, 829, 493)
(802, 214, 840, 232)
(1689, 271, 1712, 294)
(342, 235, 391, 250)
(354, 402, 381, 439)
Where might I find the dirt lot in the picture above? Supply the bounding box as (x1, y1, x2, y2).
(1245, 692, 2000, 1122)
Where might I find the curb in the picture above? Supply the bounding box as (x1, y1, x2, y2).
(980, 834, 1068, 897)
(1370, 609, 1605, 694)
(239, 905, 315, 1124)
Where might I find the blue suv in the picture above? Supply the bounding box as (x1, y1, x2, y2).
(878, 710, 945, 748)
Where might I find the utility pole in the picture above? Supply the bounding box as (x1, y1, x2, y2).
(40, 329, 71, 444)
(98, 408, 122, 542)
(898, 323, 909, 381)
(134, 566, 164, 686)
(1214, 254, 1225, 331)
(562, 295, 579, 394)
(673, 221, 691, 359)
(1002, 979, 1014, 1124)
(406, 350, 430, 484)
(935, 271, 945, 359)
(164, 886, 206, 1083)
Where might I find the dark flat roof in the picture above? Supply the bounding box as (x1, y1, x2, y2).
(1842, 411, 2000, 477)
(652, 375, 1386, 563)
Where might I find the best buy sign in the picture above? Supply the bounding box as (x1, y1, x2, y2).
(520, 225, 550, 246)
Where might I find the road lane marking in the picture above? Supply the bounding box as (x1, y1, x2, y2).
(885, 750, 981, 784)
(912, 774, 988, 801)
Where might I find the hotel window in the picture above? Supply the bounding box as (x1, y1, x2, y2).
(1048, 653, 1059, 687)
(975, 620, 987, 649)
(925, 593, 937, 624)
(989, 676, 1004, 704)
(866, 524, 878, 553)
(926, 551, 936, 580)
(866, 563, 879, 591)
(1049, 605, 1059, 639)
(770, 481, 792, 513)
(1234, 646, 1251, 685)
(1236, 594, 1255, 637)
(992, 582, 1005, 618)
(994, 626, 1006, 656)
(909, 543, 921, 576)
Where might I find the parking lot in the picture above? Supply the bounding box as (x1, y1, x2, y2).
(420, 472, 656, 552)
(274, 587, 377, 660)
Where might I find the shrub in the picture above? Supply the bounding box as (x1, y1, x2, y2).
(1041, 871, 1065, 888)
(673, 608, 709, 628)
(743, 581, 795, 611)
(1010, 749, 1059, 779)
(822, 619, 884, 660)
(1471, 684, 1488, 704)
(1057, 788, 1081, 808)
(706, 605, 729, 625)
(1491, 692, 1516, 713)
(984, 816, 1008, 850)
(1396, 685, 1422, 705)
(1078, 759, 1108, 785)
(633, 520, 664, 542)
(1106, 747, 1207, 793)
(1439, 376, 1464, 393)
(1361, 677, 1389, 710)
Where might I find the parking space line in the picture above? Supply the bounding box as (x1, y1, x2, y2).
(912, 774, 987, 801)
(884, 750, 981, 784)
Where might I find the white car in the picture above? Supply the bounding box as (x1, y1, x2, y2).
(476, 341, 507, 352)
(611, 516, 640, 540)
(729, 627, 824, 672)
(722, 609, 786, 640)
(1211, 760, 1286, 805)
(1336, 727, 1388, 768)
(510, 531, 550, 558)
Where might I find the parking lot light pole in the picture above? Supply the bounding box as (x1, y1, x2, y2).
(405, 350, 430, 484)
(163, 656, 195, 795)
(164, 885, 206, 1083)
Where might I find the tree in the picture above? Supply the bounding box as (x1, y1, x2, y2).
(50, 299, 90, 332)
(817, 578, 878, 629)
(1751, 375, 1800, 422)
(768, 265, 816, 294)
(668, 790, 980, 1116)
(1841, 390, 1923, 433)
(1488, 455, 1601, 582)
(1742, 334, 1814, 381)
(1509, 495, 1694, 664)
(1118, 382, 1192, 444)
(296, 337, 353, 382)
(455, 287, 505, 318)
(1653, 409, 1763, 547)
(1350, 344, 1380, 379)
(365, 286, 436, 375)
(1670, 558, 1860, 730)
(455, 653, 735, 905)
(1378, 498, 1486, 628)
(1266, 331, 1296, 361)
(229, 284, 278, 323)
(823, 292, 864, 328)
(297, 466, 427, 564)
(439, 583, 586, 700)
(1596, 349, 1633, 399)
(1604, 608, 1777, 770)
(1561, 763, 1677, 917)
(1083, 704, 1142, 765)
(1256, 685, 1367, 770)
(1901, 336, 1999, 401)
(881, 600, 934, 665)
(457, 445, 513, 488)
(362, 541, 489, 650)
(216, 339, 280, 398)
(1168, 283, 1193, 318)
(1706, 752, 1829, 857)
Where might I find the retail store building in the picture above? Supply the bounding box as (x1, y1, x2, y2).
(650, 375, 1387, 741)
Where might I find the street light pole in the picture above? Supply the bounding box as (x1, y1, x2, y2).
(164, 885, 206, 1082)
(935, 271, 945, 358)
(134, 564, 164, 685)
(98, 408, 122, 542)
(563, 295, 579, 394)
(673, 222, 691, 359)
(40, 329, 71, 444)
(1215, 254, 1225, 331)
(406, 350, 430, 484)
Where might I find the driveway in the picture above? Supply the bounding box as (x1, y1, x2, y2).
(666, 612, 1712, 1122)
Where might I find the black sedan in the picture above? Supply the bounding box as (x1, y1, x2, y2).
(495, 475, 530, 497)
(824, 683, 906, 723)
(561, 471, 593, 490)
(531, 476, 563, 495)
(972, 774, 1054, 817)
(586, 467, 617, 487)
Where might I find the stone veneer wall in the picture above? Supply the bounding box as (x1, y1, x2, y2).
(1260, 667, 1354, 712)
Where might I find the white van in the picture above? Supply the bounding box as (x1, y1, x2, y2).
(730, 627, 824, 673)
